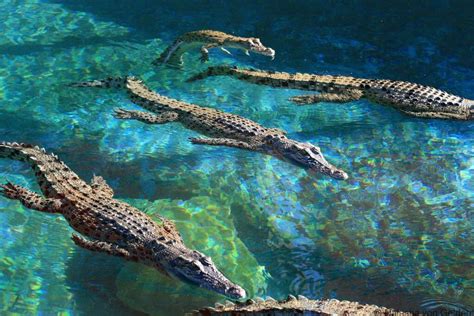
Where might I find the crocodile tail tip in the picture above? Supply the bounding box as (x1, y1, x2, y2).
(67, 77, 127, 88)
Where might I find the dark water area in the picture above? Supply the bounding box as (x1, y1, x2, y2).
(0, 0, 472, 315)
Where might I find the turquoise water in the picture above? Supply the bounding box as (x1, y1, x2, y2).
(0, 0, 473, 314)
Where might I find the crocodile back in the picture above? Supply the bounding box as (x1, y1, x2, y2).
(364, 79, 471, 119)
(64, 196, 184, 249)
(125, 77, 279, 140)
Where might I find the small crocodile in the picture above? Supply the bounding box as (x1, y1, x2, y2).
(190, 295, 409, 315)
(187, 65, 474, 120)
(0, 142, 246, 299)
(152, 30, 275, 66)
(69, 76, 348, 180)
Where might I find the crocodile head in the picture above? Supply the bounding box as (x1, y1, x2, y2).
(159, 244, 246, 299)
(226, 37, 275, 59)
(264, 135, 348, 180)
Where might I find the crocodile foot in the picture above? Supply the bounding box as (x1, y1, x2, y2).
(0, 182, 21, 200)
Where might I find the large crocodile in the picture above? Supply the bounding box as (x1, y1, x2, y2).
(187, 65, 474, 120)
(190, 295, 409, 315)
(0, 142, 245, 299)
(152, 30, 275, 66)
(69, 76, 348, 180)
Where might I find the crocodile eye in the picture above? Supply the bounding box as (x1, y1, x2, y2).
(201, 256, 213, 266)
(311, 146, 321, 154)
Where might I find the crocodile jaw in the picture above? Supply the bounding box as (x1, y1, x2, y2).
(227, 37, 275, 59)
(251, 46, 275, 59)
(164, 247, 246, 299)
(468, 99, 474, 119)
(269, 138, 348, 180)
(302, 146, 348, 180)
(247, 40, 275, 59)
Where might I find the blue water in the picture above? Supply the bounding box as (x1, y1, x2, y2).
(0, 1, 473, 315)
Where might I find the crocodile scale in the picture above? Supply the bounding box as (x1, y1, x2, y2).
(69, 76, 348, 180)
(188, 65, 474, 120)
(0, 142, 245, 299)
(191, 295, 410, 316)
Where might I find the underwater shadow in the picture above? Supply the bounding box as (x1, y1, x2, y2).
(0, 34, 141, 57)
(48, 0, 474, 73)
(64, 249, 146, 315)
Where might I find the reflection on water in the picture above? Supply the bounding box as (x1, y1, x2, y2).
(0, 0, 473, 315)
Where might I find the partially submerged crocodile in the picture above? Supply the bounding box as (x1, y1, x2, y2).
(190, 295, 409, 315)
(152, 30, 275, 66)
(0, 142, 245, 299)
(187, 65, 474, 120)
(69, 77, 348, 180)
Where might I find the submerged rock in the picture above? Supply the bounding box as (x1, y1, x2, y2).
(115, 197, 268, 315)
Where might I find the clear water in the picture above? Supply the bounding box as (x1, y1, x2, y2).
(0, 1, 473, 315)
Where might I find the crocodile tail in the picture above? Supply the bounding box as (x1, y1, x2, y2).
(0, 142, 45, 163)
(186, 65, 235, 82)
(67, 77, 128, 89)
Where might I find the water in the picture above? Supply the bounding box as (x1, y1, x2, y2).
(0, 0, 473, 315)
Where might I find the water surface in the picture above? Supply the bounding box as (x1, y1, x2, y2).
(0, 1, 473, 315)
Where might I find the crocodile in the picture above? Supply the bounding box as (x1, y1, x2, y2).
(189, 295, 410, 315)
(152, 30, 275, 66)
(0, 142, 246, 299)
(69, 76, 348, 180)
(187, 65, 474, 120)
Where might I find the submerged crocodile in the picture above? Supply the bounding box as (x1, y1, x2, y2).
(152, 30, 275, 66)
(0, 142, 245, 299)
(190, 295, 409, 315)
(69, 77, 348, 180)
(187, 65, 474, 120)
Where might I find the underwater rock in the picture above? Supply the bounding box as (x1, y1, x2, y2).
(115, 197, 268, 315)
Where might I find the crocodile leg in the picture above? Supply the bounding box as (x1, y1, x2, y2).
(199, 43, 220, 63)
(190, 137, 258, 150)
(113, 108, 179, 124)
(71, 234, 136, 261)
(220, 47, 232, 55)
(90, 175, 114, 198)
(290, 90, 363, 105)
(0, 182, 62, 213)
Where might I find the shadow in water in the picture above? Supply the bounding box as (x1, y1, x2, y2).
(0, 35, 141, 57)
(65, 249, 146, 315)
(48, 0, 474, 81)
